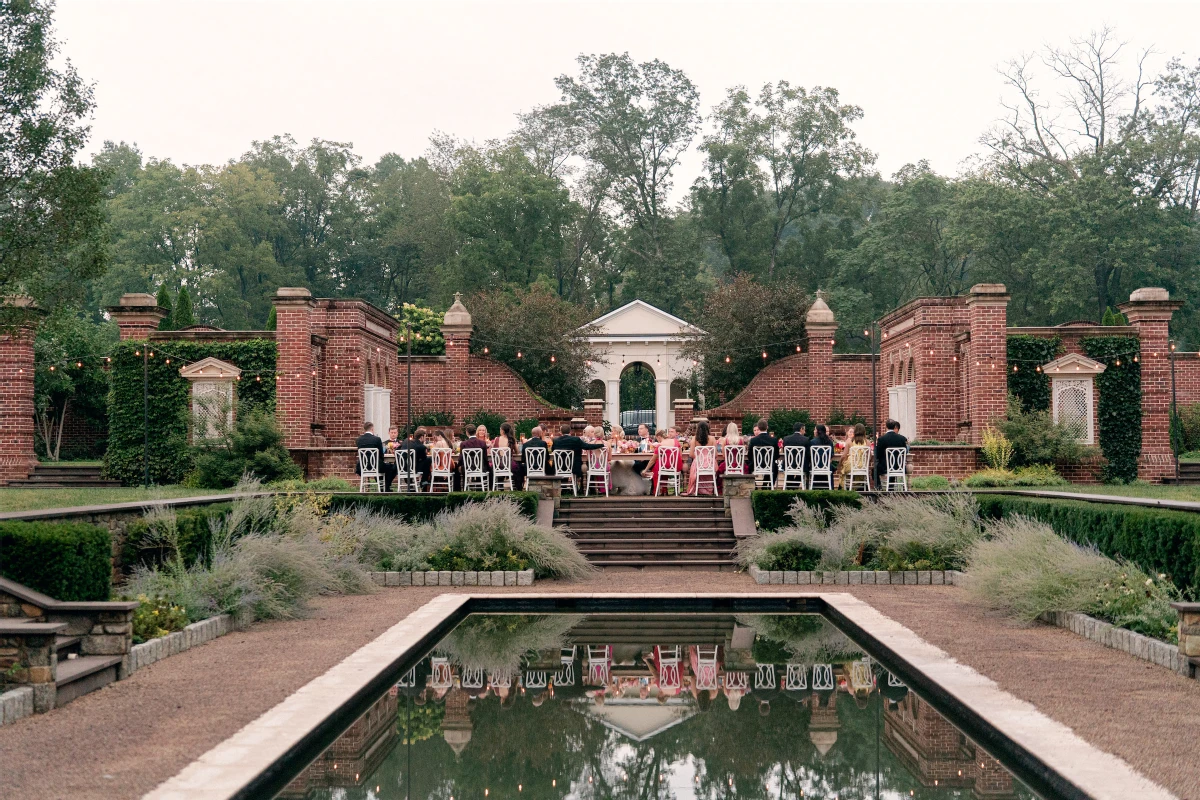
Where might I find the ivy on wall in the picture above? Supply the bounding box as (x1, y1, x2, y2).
(1082, 336, 1142, 483)
(103, 339, 277, 486)
(1006, 335, 1060, 412)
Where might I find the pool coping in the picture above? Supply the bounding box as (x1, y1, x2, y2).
(142, 592, 1177, 800)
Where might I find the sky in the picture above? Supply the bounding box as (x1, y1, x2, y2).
(55, 0, 1200, 193)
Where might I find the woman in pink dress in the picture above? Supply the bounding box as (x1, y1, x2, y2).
(685, 421, 716, 495)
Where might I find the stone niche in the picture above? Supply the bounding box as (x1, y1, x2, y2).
(179, 357, 241, 441)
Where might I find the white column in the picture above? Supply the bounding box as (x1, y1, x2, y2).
(606, 379, 620, 429)
(656, 379, 669, 433)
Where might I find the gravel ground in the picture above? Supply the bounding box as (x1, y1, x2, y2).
(2, 574, 1198, 800)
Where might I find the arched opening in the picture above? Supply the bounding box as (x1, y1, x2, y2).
(619, 362, 656, 433)
(586, 379, 606, 400)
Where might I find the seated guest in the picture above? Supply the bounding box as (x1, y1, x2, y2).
(836, 423, 869, 488)
(400, 427, 430, 489)
(553, 423, 603, 481)
(383, 426, 402, 454)
(748, 418, 780, 477)
(633, 423, 652, 475)
(492, 422, 524, 488)
(523, 426, 549, 479)
(780, 421, 810, 473)
(355, 421, 397, 490)
(874, 418, 909, 486)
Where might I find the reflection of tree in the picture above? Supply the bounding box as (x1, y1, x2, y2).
(397, 702, 444, 744)
(436, 614, 583, 673)
(737, 614, 863, 664)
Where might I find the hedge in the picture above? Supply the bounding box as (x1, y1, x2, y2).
(327, 492, 539, 521)
(0, 522, 112, 601)
(121, 503, 233, 571)
(1007, 335, 1060, 412)
(975, 494, 1200, 593)
(1082, 336, 1141, 482)
(751, 490, 863, 531)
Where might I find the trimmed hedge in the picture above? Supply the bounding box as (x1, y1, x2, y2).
(327, 492, 539, 521)
(975, 494, 1200, 593)
(751, 490, 862, 531)
(0, 522, 112, 601)
(121, 503, 233, 571)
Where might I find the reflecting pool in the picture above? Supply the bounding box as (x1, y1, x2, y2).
(272, 612, 1043, 799)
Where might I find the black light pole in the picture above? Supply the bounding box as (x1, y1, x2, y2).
(405, 322, 413, 436)
(868, 324, 879, 437)
(143, 345, 150, 489)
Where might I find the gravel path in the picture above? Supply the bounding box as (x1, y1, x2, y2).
(2, 574, 1198, 799)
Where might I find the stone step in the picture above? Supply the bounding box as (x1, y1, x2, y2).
(568, 526, 734, 536)
(589, 560, 740, 571)
(571, 535, 735, 545)
(54, 635, 82, 656)
(6, 480, 123, 488)
(54, 655, 123, 706)
(558, 512, 730, 523)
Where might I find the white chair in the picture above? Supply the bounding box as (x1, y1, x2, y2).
(462, 448, 488, 491)
(585, 447, 610, 496)
(461, 666, 485, 689)
(490, 447, 514, 491)
(724, 444, 746, 478)
(430, 657, 453, 689)
(754, 663, 776, 690)
(357, 447, 383, 492)
(724, 671, 749, 690)
(751, 446, 776, 489)
(524, 446, 547, 480)
(809, 445, 834, 490)
(784, 663, 807, 690)
(885, 447, 908, 491)
(556, 645, 577, 686)
(395, 448, 419, 493)
(691, 445, 718, 495)
(489, 669, 513, 690)
(587, 645, 611, 686)
(694, 645, 720, 691)
(429, 448, 454, 493)
(554, 449, 577, 496)
(655, 645, 682, 692)
(846, 444, 871, 491)
(654, 447, 682, 496)
(524, 670, 549, 689)
(396, 667, 417, 688)
(849, 659, 874, 693)
(780, 446, 807, 490)
(812, 663, 835, 691)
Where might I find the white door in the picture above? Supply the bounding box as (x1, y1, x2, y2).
(887, 382, 917, 440)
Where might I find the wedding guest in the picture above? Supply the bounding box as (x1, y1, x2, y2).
(633, 423, 653, 475)
(748, 418, 779, 478)
(523, 426, 549, 479)
(492, 422, 523, 488)
(553, 423, 603, 483)
(401, 427, 431, 489)
(874, 419, 909, 487)
(780, 421, 810, 475)
(355, 421, 397, 491)
(686, 421, 716, 495)
(383, 426, 402, 453)
(836, 423, 869, 488)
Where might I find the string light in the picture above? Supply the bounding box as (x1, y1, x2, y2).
(483, 346, 489, 354)
(762, 351, 768, 359)
(517, 351, 523, 359)
(725, 356, 731, 363)
(550, 355, 556, 363)
(1012, 365, 1018, 372)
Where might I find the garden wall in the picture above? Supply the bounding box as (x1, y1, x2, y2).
(907, 445, 979, 479)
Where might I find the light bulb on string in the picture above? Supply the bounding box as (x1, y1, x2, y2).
(550, 355, 556, 363)
(1012, 365, 1018, 372)
(483, 346, 489, 354)
(76, 362, 82, 368)
(725, 356, 731, 363)
(48, 366, 54, 371)
(796, 345, 801, 352)
(256, 376, 261, 382)
(517, 351, 523, 359)
(1133, 355, 1138, 362)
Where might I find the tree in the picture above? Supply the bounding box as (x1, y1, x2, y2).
(264, 306, 276, 331)
(174, 286, 195, 328)
(155, 284, 174, 330)
(33, 312, 115, 460)
(0, 0, 108, 317)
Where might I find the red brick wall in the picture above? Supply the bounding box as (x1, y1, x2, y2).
(1175, 353, 1200, 405)
(831, 355, 875, 421)
(704, 351, 822, 428)
(1121, 298, 1178, 481)
(908, 445, 980, 479)
(966, 288, 1010, 444)
(0, 328, 36, 483)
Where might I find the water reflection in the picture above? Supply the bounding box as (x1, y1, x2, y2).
(277, 614, 1037, 799)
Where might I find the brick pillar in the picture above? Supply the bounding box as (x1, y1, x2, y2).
(805, 291, 837, 424)
(272, 287, 315, 450)
(0, 300, 39, 484)
(673, 398, 694, 432)
(583, 398, 604, 428)
(965, 284, 1010, 444)
(1119, 287, 1183, 482)
(106, 293, 167, 340)
(440, 292, 473, 425)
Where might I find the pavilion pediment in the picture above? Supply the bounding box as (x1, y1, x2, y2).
(585, 300, 703, 339)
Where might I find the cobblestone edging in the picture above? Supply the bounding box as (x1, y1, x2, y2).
(128, 614, 235, 675)
(0, 685, 34, 726)
(748, 564, 963, 586)
(368, 569, 535, 587)
(1039, 610, 1196, 680)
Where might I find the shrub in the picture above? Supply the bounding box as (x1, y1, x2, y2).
(963, 469, 1017, 487)
(1011, 464, 1068, 486)
(974, 494, 1200, 593)
(1175, 403, 1200, 454)
(751, 490, 862, 532)
(122, 502, 233, 570)
(0, 522, 111, 601)
(1082, 336, 1141, 482)
(1007, 335, 1059, 412)
(327, 491, 538, 521)
(402, 410, 454, 437)
(514, 418, 539, 438)
(190, 409, 302, 489)
(995, 396, 1085, 467)
(131, 594, 189, 643)
(751, 538, 823, 571)
(910, 475, 950, 490)
(981, 427, 1014, 471)
(464, 409, 506, 436)
(768, 409, 813, 438)
(269, 477, 355, 492)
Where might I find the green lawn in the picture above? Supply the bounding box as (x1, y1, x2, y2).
(0, 486, 220, 513)
(1007, 483, 1200, 503)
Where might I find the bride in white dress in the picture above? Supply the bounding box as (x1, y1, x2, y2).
(607, 426, 652, 495)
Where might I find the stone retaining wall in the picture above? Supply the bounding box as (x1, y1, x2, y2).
(1040, 610, 1196, 679)
(367, 569, 534, 587)
(0, 685, 33, 726)
(748, 565, 963, 585)
(128, 614, 235, 674)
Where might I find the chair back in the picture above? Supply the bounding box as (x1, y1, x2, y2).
(886, 447, 907, 475)
(849, 444, 870, 472)
(524, 446, 547, 476)
(724, 444, 746, 474)
(431, 448, 453, 474)
(752, 446, 775, 476)
(395, 448, 416, 476)
(810, 445, 833, 472)
(783, 445, 806, 473)
(693, 445, 717, 472)
(553, 449, 574, 476)
(490, 447, 513, 475)
(587, 447, 609, 472)
(357, 447, 379, 475)
(462, 447, 485, 477)
(657, 446, 681, 474)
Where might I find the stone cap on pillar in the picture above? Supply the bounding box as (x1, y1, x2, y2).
(672, 398, 695, 409)
(441, 292, 473, 333)
(965, 283, 1010, 306)
(1119, 287, 1182, 322)
(805, 291, 836, 327)
(272, 287, 314, 307)
(106, 293, 167, 326)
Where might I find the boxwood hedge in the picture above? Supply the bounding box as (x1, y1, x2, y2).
(327, 491, 539, 521)
(751, 490, 863, 531)
(0, 522, 112, 601)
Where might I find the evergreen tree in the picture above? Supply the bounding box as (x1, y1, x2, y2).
(155, 284, 174, 330)
(174, 286, 196, 328)
(264, 306, 276, 331)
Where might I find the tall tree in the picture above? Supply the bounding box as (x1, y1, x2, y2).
(0, 0, 107, 317)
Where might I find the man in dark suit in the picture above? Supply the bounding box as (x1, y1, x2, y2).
(747, 418, 780, 479)
(874, 418, 909, 488)
(521, 427, 548, 481)
(355, 421, 397, 490)
(552, 423, 603, 480)
(401, 427, 431, 489)
(781, 421, 811, 475)
(458, 424, 488, 487)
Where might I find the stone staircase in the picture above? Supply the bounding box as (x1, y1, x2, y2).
(558, 496, 738, 570)
(1164, 461, 1200, 485)
(566, 613, 737, 645)
(6, 463, 120, 488)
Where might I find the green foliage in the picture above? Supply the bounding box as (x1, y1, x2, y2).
(264, 306, 276, 331)
(270, 477, 354, 492)
(827, 408, 870, 432)
(1082, 337, 1142, 482)
(34, 313, 116, 460)
(122, 503, 233, 570)
(155, 285, 174, 330)
(963, 469, 1017, 487)
(974, 494, 1200, 593)
(767, 408, 813, 438)
(1006, 335, 1059, 412)
(189, 408, 301, 489)
(396, 304, 444, 355)
(130, 594, 189, 643)
(402, 410, 454, 437)
(963, 466, 1067, 487)
(398, 702, 445, 745)
(909, 475, 950, 489)
(1101, 307, 1128, 326)
(750, 490, 862, 531)
(514, 418, 539, 438)
(753, 539, 822, 571)
(173, 286, 196, 328)
(995, 395, 1087, 467)
(327, 491, 538, 522)
(0, 521, 111, 601)
(980, 427, 1013, 470)
(463, 410, 506, 436)
(104, 339, 276, 486)
(1173, 403, 1200, 455)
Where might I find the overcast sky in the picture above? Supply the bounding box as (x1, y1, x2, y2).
(56, 1, 1200, 191)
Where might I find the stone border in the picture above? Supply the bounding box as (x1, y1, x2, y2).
(0, 685, 33, 726)
(367, 569, 534, 587)
(1039, 610, 1196, 680)
(748, 564, 962, 586)
(128, 614, 235, 675)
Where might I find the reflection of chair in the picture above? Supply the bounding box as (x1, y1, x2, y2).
(785, 663, 807, 690)
(849, 659, 874, 692)
(654, 447, 682, 496)
(490, 447, 514, 491)
(781, 446, 807, 490)
(585, 448, 610, 496)
(724, 444, 746, 477)
(885, 447, 908, 491)
(431, 657, 453, 689)
(524, 671, 548, 689)
(462, 447, 489, 492)
(724, 671, 749, 690)
(656, 646, 682, 691)
(846, 445, 871, 491)
(887, 671, 905, 688)
(489, 669, 513, 689)
(358, 447, 383, 492)
(461, 666, 485, 689)
(809, 446, 834, 490)
(430, 448, 454, 493)
(397, 666, 418, 688)
(752, 446, 776, 489)
(812, 663, 834, 691)
(587, 645, 611, 685)
(524, 446, 547, 478)
(694, 645, 719, 691)
(555, 661, 575, 687)
(755, 663, 776, 690)
(692, 445, 718, 495)
(396, 448, 419, 493)
(554, 450, 577, 496)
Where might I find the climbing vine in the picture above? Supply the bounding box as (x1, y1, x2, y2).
(1006, 335, 1060, 412)
(1081, 336, 1142, 483)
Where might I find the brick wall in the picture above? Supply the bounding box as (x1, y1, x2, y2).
(1174, 352, 1200, 405)
(908, 445, 980, 479)
(0, 327, 36, 483)
(831, 355, 875, 421)
(704, 351, 823, 428)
